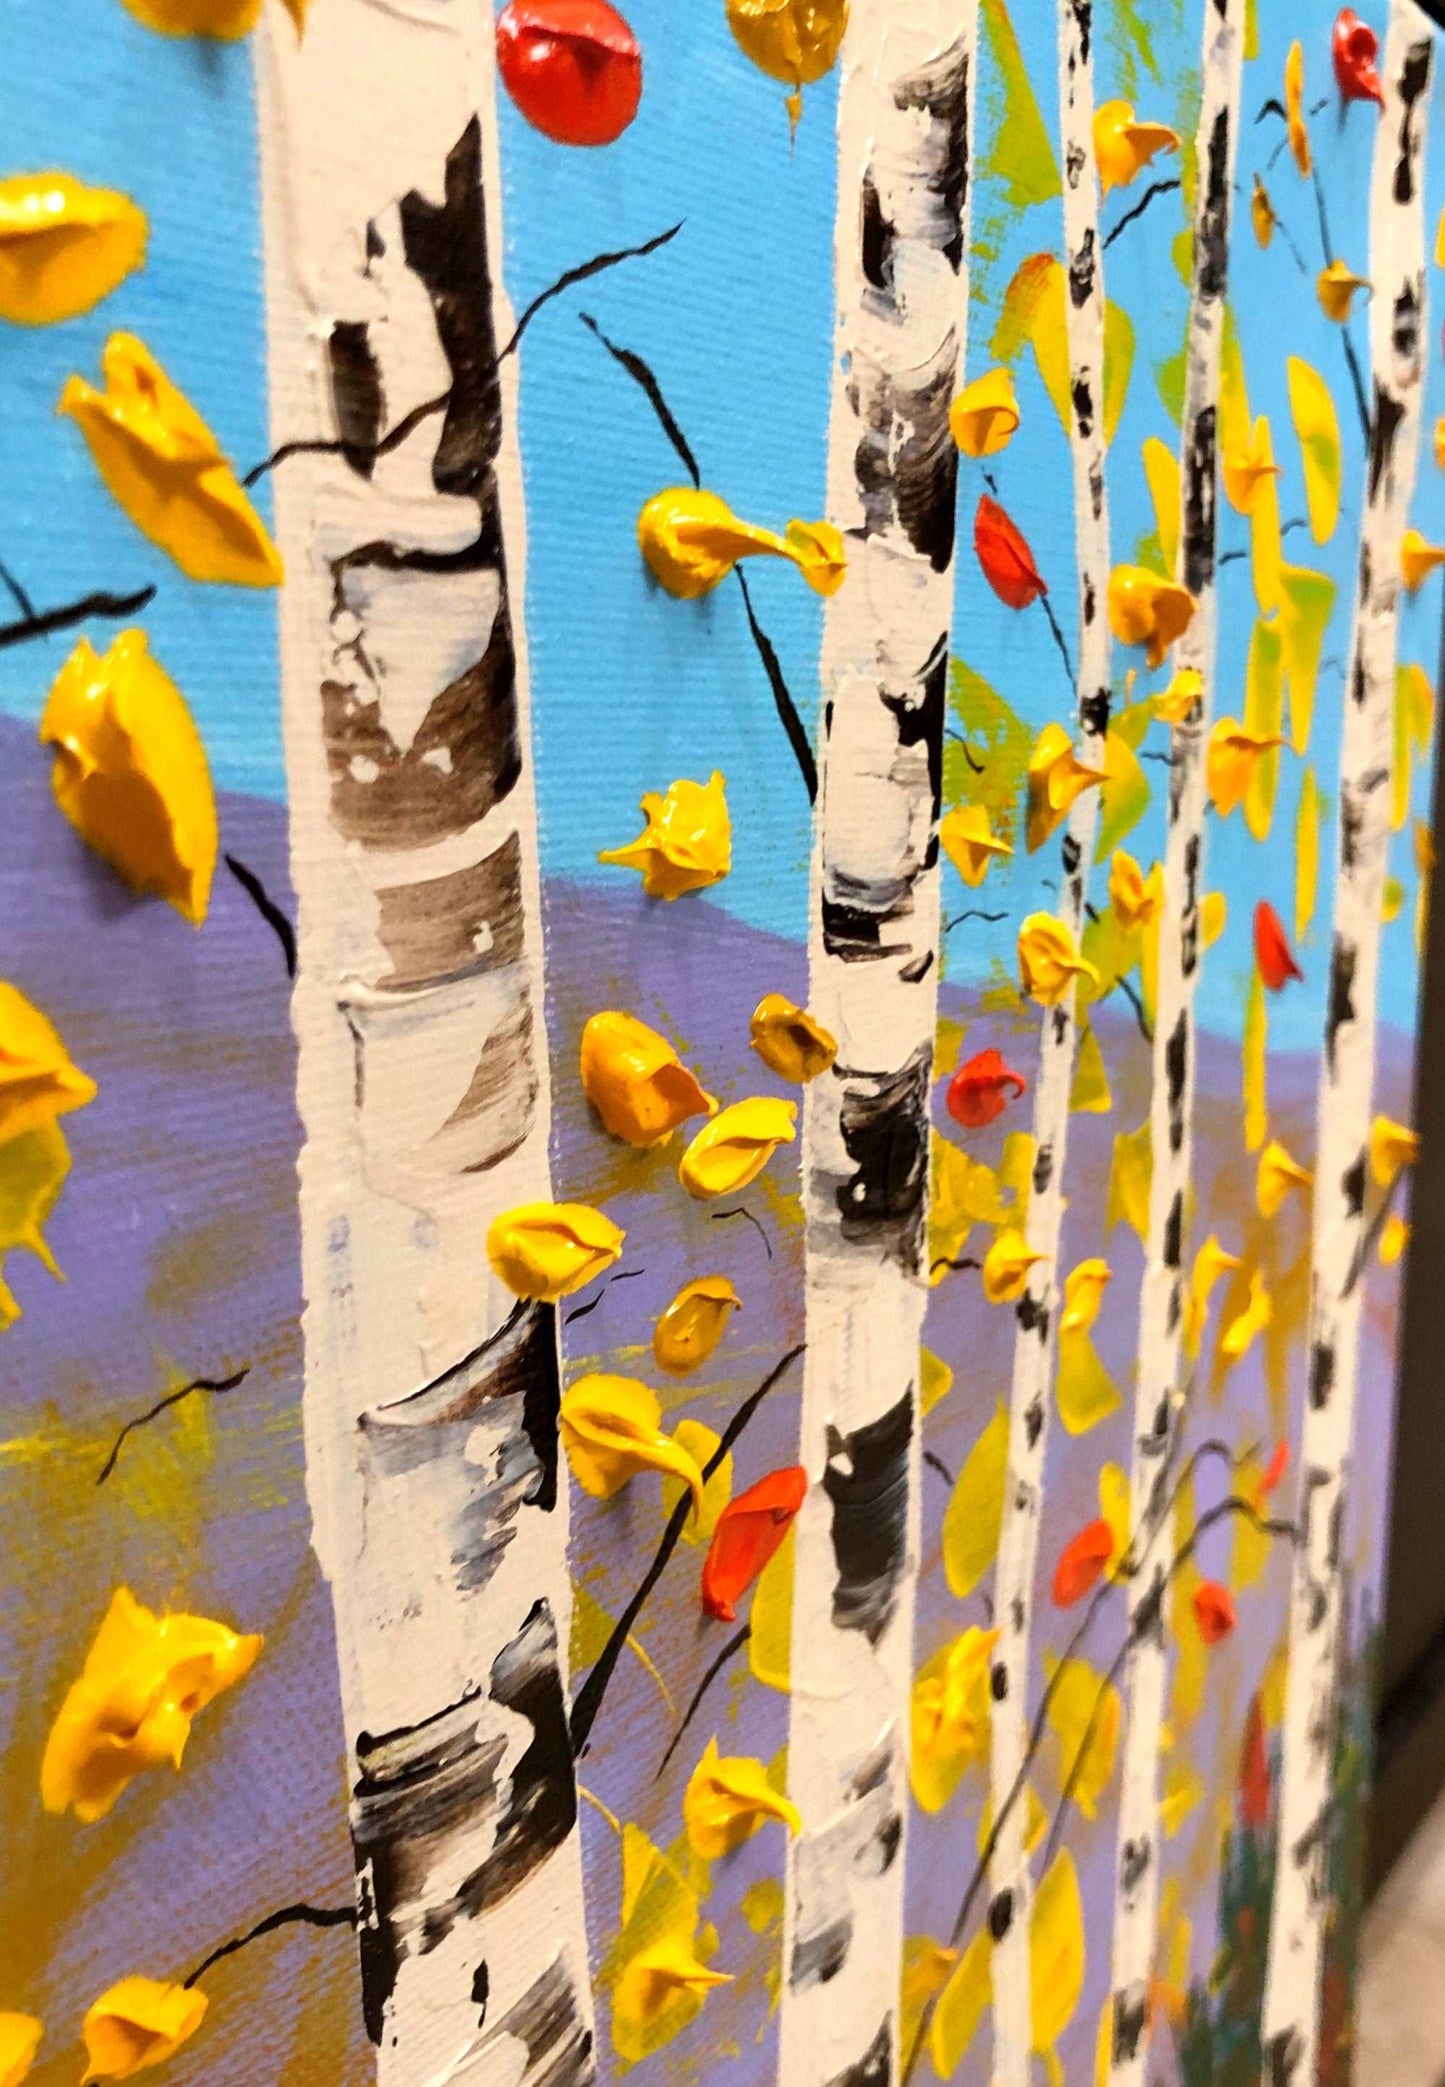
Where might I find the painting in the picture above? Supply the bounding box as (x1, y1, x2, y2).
(0, 0, 1441, 2082)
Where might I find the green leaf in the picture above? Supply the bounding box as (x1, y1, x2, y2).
(981, 0, 1061, 208)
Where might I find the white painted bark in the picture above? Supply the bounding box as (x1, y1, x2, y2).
(986, 4, 1112, 2077)
(1260, 10, 1433, 2083)
(254, 12, 594, 2084)
(781, 6, 975, 2083)
(1105, 5, 1243, 2080)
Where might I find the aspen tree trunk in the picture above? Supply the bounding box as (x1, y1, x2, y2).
(781, 6, 975, 2082)
(1261, 11, 1433, 2082)
(254, 13, 594, 2084)
(1105, 5, 1243, 2079)
(986, 5, 1112, 2077)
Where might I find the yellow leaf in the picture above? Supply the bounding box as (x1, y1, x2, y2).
(1220, 1267, 1272, 1363)
(1219, 312, 1251, 461)
(0, 2015, 41, 2087)
(1094, 727, 1151, 862)
(982, 1228, 1046, 1305)
(1394, 662, 1435, 831)
(683, 1737, 800, 1858)
(1257, 1138, 1313, 1219)
(725, 0, 846, 122)
(941, 802, 1012, 886)
(1057, 1328, 1122, 1436)
(1285, 41, 1311, 175)
(59, 335, 281, 587)
(1250, 422, 1283, 615)
(1243, 619, 1285, 840)
(902, 1939, 958, 2080)
(920, 1349, 954, 1417)
(653, 1277, 743, 1377)
(1103, 300, 1134, 449)
(1316, 259, 1369, 323)
(0, 173, 146, 327)
(1093, 101, 1180, 196)
(1286, 359, 1341, 544)
(950, 367, 1021, 459)
(1380, 1212, 1411, 1265)
(0, 1121, 70, 1332)
(942, 1403, 1009, 1598)
(931, 1930, 993, 2079)
(678, 1097, 797, 1200)
(992, 253, 1072, 428)
(487, 1200, 625, 1303)
(1402, 528, 1445, 592)
(1277, 564, 1337, 753)
(561, 1375, 705, 1512)
(662, 1420, 732, 1546)
(911, 1627, 997, 1812)
(1370, 1114, 1420, 1184)
(1027, 722, 1108, 853)
(81, 1978, 207, 2083)
(1071, 1021, 1112, 1114)
(930, 1134, 1004, 1279)
(1202, 890, 1228, 950)
(600, 772, 732, 899)
(1019, 913, 1099, 1008)
(748, 1524, 795, 1691)
(43, 1588, 261, 1822)
(1044, 1655, 1120, 1821)
(1142, 435, 1181, 576)
(1243, 972, 1268, 1153)
(1183, 1235, 1242, 1360)
(1030, 1848, 1086, 2053)
(638, 486, 844, 600)
(1099, 1462, 1131, 1567)
(1296, 766, 1320, 942)
(1162, 1759, 1204, 1836)
(1106, 1119, 1152, 1242)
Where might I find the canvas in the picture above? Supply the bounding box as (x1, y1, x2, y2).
(0, 0, 1440, 2083)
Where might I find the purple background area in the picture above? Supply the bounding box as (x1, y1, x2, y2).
(0, 710, 1415, 2085)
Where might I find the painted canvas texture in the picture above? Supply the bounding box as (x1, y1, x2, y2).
(0, 0, 1440, 2084)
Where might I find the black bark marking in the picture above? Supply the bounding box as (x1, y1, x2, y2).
(1068, 228, 1096, 311)
(1393, 40, 1433, 206)
(1196, 107, 1231, 302)
(1165, 1011, 1188, 1153)
(1309, 1338, 1336, 1413)
(361, 1301, 561, 1593)
(988, 1889, 1014, 1941)
(1324, 935, 1356, 1076)
(470, 1954, 594, 2087)
(1112, 1988, 1147, 2064)
(832, 1040, 932, 1263)
(1181, 404, 1218, 599)
(893, 34, 971, 272)
(1368, 382, 1404, 504)
(853, 349, 960, 570)
(825, 1392, 914, 1644)
(398, 117, 501, 502)
(1163, 1192, 1183, 1272)
(882, 632, 948, 829)
(825, 2020, 892, 2087)
(328, 320, 385, 480)
(860, 173, 896, 296)
(991, 1661, 1008, 1701)
(373, 830, 525, 991)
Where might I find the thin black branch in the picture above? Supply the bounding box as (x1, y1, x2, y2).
(923, 1449, 955, 1488)
(946, 727, 986, 775)
(563, 1266, 646, 1325)
(97, 1368, 250, 1485)
(1038, 590, 1076, 690)
(1308, 166, 1371, 444)
(184, 1903, 357, 1989)
(0, 556, 36, 620)
(709, 1204, 773, 1259)
(579, 312, 816, 800)
(928, 1253, 982, 1279)
(1115, 971, 1154, 1044)
(1103, 177, 1182, 250)
(735, 566, 818, 801)
(902, 1494, 1294, 2086)
(656, 1623, 751, 1778)
(945, 909, 1007, 931)
(224, 855, 297, 977)
(568, 1344, 804, 1756)
(0, 585, 157, 654)
(579, 311, 700, 485)
(499, 221, 683, 361)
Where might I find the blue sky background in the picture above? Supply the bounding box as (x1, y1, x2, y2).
(0, 0, 1441, 1057)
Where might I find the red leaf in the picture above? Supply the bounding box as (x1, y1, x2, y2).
(974, 495, 1047, 611)
(947, 1046, 1029, 1130)
(701, 1465, 808, 1622)
(1260, 1439, 1289, 1496)
(497, 0, 643, 146)
(1193, 1578, 1237, 1646)
(1253, 900, 1304, 992)
(1051, 1518, 1115, 1608)
(1240, 1691, 1270, 1830)
(1333, 10, 1384, 105)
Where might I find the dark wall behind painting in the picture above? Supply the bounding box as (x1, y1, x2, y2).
(1374, 602, 1445, 1891)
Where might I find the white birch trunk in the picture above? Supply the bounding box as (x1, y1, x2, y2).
(1105, 5, 1243, 2079)
(1260, 10, 1433, 2082)
(781, 6, 975, 2082)
(986, 4, 1112, 2076)
(254, 13, 594, 2083)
